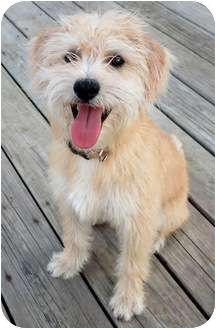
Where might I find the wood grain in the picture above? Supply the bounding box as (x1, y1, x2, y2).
(1, 152, 112, 328)
(117, 1, 214, 64)
(161, 1, 215, 35)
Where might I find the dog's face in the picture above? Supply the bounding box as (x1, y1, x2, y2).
(29, 11, 170, 150)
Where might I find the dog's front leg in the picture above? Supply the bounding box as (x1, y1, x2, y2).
(110, 215, 157, 321)
(47, 213, 92, 279)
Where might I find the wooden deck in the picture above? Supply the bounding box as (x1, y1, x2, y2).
(1, 1, 215, 327)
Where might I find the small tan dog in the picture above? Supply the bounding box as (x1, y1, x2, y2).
(29, 11, 189, 321)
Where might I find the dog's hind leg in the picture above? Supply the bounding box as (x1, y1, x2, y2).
(163, 194, 189, 236)
(153, 134, 189, 253)
(47, 212, 92, 279)
(154, 194, 189, 253)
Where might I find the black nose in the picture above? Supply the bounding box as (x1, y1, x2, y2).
(73, 78, 100, 101)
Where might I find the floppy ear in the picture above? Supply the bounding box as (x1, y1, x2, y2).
(144, 36, 172, 103)
(28, 27, 59, 75)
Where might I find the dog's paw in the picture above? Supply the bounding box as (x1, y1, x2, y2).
(109, 290, 145, 321)
(47, 251, 82, 279)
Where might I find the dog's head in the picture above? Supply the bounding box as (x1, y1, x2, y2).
(29, 11, 171, 151)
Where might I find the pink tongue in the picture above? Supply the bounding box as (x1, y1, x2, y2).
(71, 103, 103, 149)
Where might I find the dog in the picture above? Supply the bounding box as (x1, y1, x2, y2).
(29, 10, 189, 321)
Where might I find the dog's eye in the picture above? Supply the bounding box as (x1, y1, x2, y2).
(110, 55, 125, 68)
(64, 52, 78, 63)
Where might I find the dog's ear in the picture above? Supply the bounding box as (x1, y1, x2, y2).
(28, 27, 59, 75)
(143, 36, 172, 103)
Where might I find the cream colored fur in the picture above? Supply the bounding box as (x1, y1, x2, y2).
(29, 11, 189, 321)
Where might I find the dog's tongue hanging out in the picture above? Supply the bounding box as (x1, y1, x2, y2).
(71, 103, 103, 149)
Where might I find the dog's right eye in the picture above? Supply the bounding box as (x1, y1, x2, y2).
(64, 52, 78, 63)
(110, 55, 125, 68)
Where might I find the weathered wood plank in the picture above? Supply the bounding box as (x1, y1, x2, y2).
(35, 0, 89, 19)
(178, 204, 214, 277)
(1, 152, 113, 328)
(35, 0, 81, 17)
(161, 1, 215, 35)
(1, 65, 59, 230)
(161, 234, 214, 315)
(75, 1, 214, 103)
(1, 65, 213, 320)
(159, 75, 214, 153)
(1, 18, 41, 109)
(2, 9, 215, 219)
(117, 1, 214, 64)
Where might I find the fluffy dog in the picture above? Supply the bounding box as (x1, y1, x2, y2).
(29, 11, 189, 321)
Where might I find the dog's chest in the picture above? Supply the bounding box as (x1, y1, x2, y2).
(67, 160, 101, 222)
(50, 158, 136, 224)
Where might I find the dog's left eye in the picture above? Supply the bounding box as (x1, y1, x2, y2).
(110, 55, 125, 68)
(64, 52, 78, 63)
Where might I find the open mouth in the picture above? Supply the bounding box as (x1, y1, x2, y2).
(70, 103, 111, 149)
